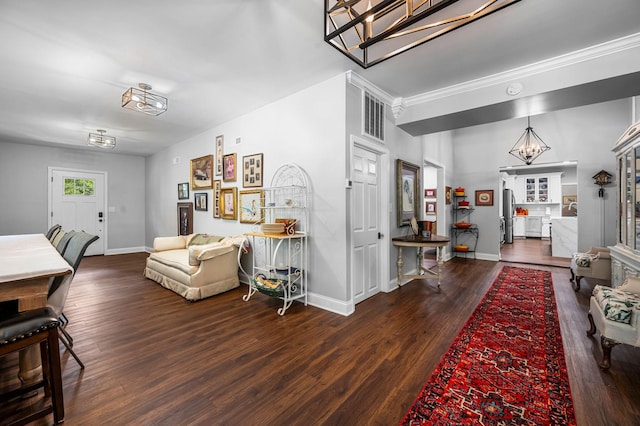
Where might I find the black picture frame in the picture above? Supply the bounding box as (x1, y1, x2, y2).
(178, 182, 189, 200)
(396, 159, 420, 227)
(177, 202, 193, 236)
(194, 193, 208, 211)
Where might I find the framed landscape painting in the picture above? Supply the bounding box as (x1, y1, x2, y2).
(190, 155, 213, 190)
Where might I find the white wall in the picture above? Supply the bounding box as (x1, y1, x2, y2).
(0, 141, 146, 251)
(145, 74, 349, 309)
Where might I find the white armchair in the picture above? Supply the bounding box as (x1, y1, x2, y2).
(587, 276, 640, 369)
(570, 246, 611, 291)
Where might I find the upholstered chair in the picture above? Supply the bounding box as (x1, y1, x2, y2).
(570, 246, 611, 291)
(587, 276, 640, 369)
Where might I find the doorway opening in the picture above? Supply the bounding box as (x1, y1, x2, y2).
(498, 161, 577, 268)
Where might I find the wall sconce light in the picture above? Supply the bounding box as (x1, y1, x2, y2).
(592, 170, 612, 198)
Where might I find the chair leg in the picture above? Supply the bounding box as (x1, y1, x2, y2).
(59, 326, 74, 347)
(599, 336, 619, 370)
(48, 328, 65, 424)
(59, 334, 85, 369)
(587, 313, 597, 336)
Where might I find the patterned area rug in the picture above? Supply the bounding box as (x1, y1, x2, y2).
(400, 266, 576, 425)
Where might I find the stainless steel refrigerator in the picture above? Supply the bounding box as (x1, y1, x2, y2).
(503, 188, 515, 243)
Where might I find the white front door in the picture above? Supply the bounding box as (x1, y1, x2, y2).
(49, 168, 105, 256)
(352, 145, 382, 304)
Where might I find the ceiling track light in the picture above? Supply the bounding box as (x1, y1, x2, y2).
(122, 83, 168, 116)
(325, 0, 521, 68)
(87, 129, 116, 149)
(509, 116, 551, 165)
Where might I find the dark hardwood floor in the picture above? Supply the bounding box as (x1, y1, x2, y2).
(1, 253, 639, 425)
(501, 236, 570, 268)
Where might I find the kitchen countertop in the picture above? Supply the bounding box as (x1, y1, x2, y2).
(550, 217, 577, 258)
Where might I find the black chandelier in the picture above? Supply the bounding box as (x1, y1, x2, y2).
(325, 0, 521, 68)
(508, 116, 551, 166)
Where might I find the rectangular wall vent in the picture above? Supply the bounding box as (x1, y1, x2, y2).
(364, 91, 384, 141)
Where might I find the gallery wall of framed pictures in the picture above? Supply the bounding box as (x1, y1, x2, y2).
(180, 134, 269, 231)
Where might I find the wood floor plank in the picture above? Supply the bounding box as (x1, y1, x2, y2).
(1, 252, 640, 425)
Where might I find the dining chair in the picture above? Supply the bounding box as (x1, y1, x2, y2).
(48, 231, 99, 369)
(45, 224, 62, 241)
(0, 307, 65, 424)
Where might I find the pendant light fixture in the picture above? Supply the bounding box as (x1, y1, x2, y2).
(87, 129, 116, 149)
(508, 116, 551, 165)
(325, 0, 520, 68)
(122, 83, 168, 116)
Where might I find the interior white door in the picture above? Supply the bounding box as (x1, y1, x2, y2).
(352, 146, 381, 304)
(50, 169, 105, 256)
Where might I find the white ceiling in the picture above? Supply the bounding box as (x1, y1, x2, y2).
(1, 0, 639, 156)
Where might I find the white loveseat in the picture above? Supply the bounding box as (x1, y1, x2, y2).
(144, 234, 246, 301)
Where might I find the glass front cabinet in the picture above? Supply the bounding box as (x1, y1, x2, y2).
(611, 120, 640, 287)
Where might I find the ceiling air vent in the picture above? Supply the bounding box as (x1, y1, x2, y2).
(364, 91, 384, 141)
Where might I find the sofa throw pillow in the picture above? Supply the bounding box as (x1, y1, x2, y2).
(573, 252, 598, 267)
(188, 234, 224, 247)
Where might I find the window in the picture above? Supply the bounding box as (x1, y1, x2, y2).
(364, 91, 384, 141)
(64, 178, 95, 196)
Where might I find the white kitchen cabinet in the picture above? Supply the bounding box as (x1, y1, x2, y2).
(513, 176, 526, 204)
(519, 172, 562, 204)
(514, 216, 526, 237)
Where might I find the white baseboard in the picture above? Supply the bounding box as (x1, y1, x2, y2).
(105, 247, 148, 255)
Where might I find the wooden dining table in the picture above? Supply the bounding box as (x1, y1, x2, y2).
(0, 233, 73, 385)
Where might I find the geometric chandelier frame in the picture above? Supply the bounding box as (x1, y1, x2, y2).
(122, 83, 168, 116)
(325, 0, 521, 68)
(508, 116, 551, 166)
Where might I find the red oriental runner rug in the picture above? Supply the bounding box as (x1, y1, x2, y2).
(400, 266, 576, 425)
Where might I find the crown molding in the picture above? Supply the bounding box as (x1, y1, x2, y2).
(346, 71, 395, 105)
(404, 32, 640, 107)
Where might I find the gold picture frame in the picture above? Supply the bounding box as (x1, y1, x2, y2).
(220, 187, 237, 220)
(239, 190, 264, 223)
(190, 155, 213, 190)
(213, 180, 221, 218)
(242, 153, 263, 188)
(215, 135, 223, 177)
(223, 153, 237, 182)
(396, 159, 420, 227)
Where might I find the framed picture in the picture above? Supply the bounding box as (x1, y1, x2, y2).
(243, 153, 263, 188)
(396, 159, 420, 227)
(425, 188, 436, 198)
(215, 135, 224, 176)
(194, 193, 208, 211)
(178, 182, 189, 200)
(239, 190, 264, 223)
(426, 202, 436, 214)
(475, 189, 494, 206)
(177, 202, 193, 236)
(213, 180, 221, 218)
(445, 186, 452, 205)
(220, 187, 237, 220)
(223, 153, 237, 182)
(563, 195, 577, 206)
(190, 155, 213, 190)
